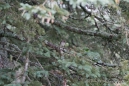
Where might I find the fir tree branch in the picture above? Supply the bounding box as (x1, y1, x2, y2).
(0, 30, 24, 41)
(53, 21, 120, 39)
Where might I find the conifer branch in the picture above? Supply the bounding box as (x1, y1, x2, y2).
(53, 21, 120, 39)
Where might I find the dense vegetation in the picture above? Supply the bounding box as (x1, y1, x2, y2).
(0, 0, 129, 86)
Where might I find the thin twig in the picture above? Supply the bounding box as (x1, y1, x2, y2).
(42, 0, 48, 6)
(27, 75, 31, 81)
(16, 52, 22, 62)
(93, 16, 100, 31)
(31, 53, 52, 86)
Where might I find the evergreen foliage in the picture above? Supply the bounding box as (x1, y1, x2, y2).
(0, 0, 129, 86)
